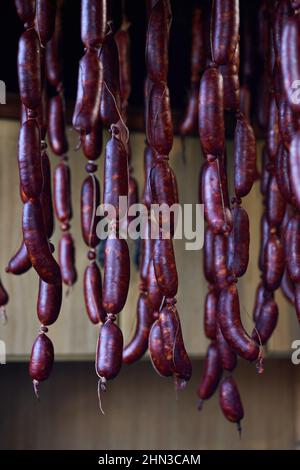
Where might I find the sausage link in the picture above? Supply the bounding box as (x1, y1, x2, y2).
(115, 20, 131, 111)
(53, 162, 72, 224)
(285, 216, 300, 283)
(214, 234, 229, 289)
(146, 0, 172, 83)
(81, 174, 100, 248)
(40, 150, 54, 239)
(15, 0, 36, 24)
(81, 0, 107, 48)
(278, 96, 298, 151)
(81, 118, 103, 161)
(216, 326, 237, 372)
(202, 160, 232, 234)
(29, 333, 54, 382)
(267, 97, 280, 161)
(203, 227, 215, 284)
(220, 43, 240, 112)
(45, 4, 63, 87)
(150, 159, 176, 208)
(96, 319, 123, 381)
(48, 95, 69, 156)
(102, 238, 130, 315)
(197, 342, 222, 404)
(218, 282, 259, 361)
(199, 67, 225, 156)
(18, 119, 42, 199)
(259, 213, 269, 272)
(227, 204, 250, 278)
(84, 261, 105, 324)
(281, 269, 295, 305)
(275, 143, 292, 203)
(281, 16, 300, 112)
(0, 280, 9, 307)
(253, 281, 273, 323)
(73, 48, 103, 134)
(204, 289, 218, 340)
(37, 278, 62, 326)
(99, 33, 121, 127)
(59, 232, 77, 287)
(234, 116, 257, 198)
(142, 146, 156, 208)
(219, 376, 244, 429)
(22, 199, 61, 284)
(18, 29, 42, 109)
(153, 238, 178, 298)
(289, 131, 300, 211)
(252, 298, 279, 345)
(147, 258, 163, 310)
(212, 0, 240, 65)
(123, 293, 154, 364)
(149, 319, 173, 377)
(6, 241, 32, 275)
(263, 231, 284, 291)
(147, 82, 173, 156)
(260, 146, 271, 196)
(35, 0, 56, 46)
(266, 174, 286, 228)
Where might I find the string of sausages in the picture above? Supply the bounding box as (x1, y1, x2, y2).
(88, 1, 131, 397)
(15, 0, 62, 397)
(146, 0, 192, 390)
(47, 0, 77, 290)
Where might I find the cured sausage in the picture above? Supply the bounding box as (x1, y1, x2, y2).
(18, 119, 42, 199)
(35, 0, 56, 46)
(48, 95, 69, 156)
(204, 289, 218, 340)
(234, 117, 257, 198)
(263, 231, 284, 291)
(29, 333, 54, 383)
(227, 204, 250, 278)
(216, 327, 237, 372)
(197, 342, 222, 408)
(212, 0, 240, 65)
(147, 83, 173, 156)
(37, 279, 62, 326)
(18, 29, 41, 109)
(81, 0, 107, 48)
(6, 241, 32, 275)
(153, 238, 178, 298)
(285, 216, 300, 283)
(219, 376, 244, 433)
(58, 232, 77, 287)
(84, 261, 105, 324)
(81, 174, 100, 248)
(53, 163, 72, 224)
(96, 319, 123, 382)
(252, 298, 279, 345)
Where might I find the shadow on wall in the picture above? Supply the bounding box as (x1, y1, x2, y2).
(0, 359, 296, 450)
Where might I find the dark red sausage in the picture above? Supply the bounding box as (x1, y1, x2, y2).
(81, 174, 100, 248)
(273, 0, 291, 64)
(73, 48, 103, 134)
(204, 288, 218, 340)
(266, 174, 286, 228)
(40, 150, 54, 239)
(212, 0, 239, 65)
(275, 143, 292, 203)
(281, 16, 300, 112)
(84, 261, 105, 324)
(150, 159, 176, 208)
(6, 241, 32, 275)
(48, 95, 69, 156)
(218, 282, 259, 361)
(252, 298, 279, 345)
(216, 326, 237, 372)
(115, 20, 131, 112)
(22, 199, 61, 284)
(103, 135, 128, 218)
(234, 117, 257, 198)
(123, 293, 154, 364)
(289, 131, 300, 211)
(153, 238, 178, 298)
(35, 0, 56, 46)
(203, 227, 215, 284)
(18, 29, 41, 109)
(96, 319, 123, 381)
(202, 160, 232, 234)
(29, 333, 54, 382)
(149, 319, 173, 377)
(102, 238, 130, 315)
(263, 231, 284, 291)
(37, 279, 62, 326)
(214, 234, 229, 289)
(219, 43, 240, 112)
(259, 213, 269, 272)
(146, 0, 171, 83)
(37, 87, 48, 140)
(58, 232, 77, 287)
(281, 269, 295, 304)
(15, 0, 36, 24)
(199, 67, 225, 156)
(278, 97, 298, 151)
(219, 376, 244, 430)
(142, 146, 156, 209)
(197, 342, 222, 406)
(82, 118, 103, 161)
(18, 119, 42, 199)
(227, 205, 249, 278)
(99, 33, 121, 127)
(285, 216, 300, 283)
(81, 0, 107, 48)
(267, 97, 280, 161)
(53, 162, 72, 224)
(147, 82, 173, 156)
(253, 282, 273, 323)
(147, 258, 163, 310)
(140, 224, 152, 287)
(260, 146, 271, 196)
(45, 4, 63, 88)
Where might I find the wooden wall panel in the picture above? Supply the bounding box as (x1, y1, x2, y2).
(0, 119, 297, 358)
(0, 359, 297, 450)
